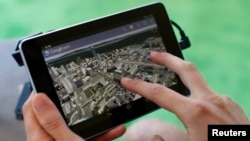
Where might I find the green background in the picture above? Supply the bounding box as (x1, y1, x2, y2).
(1, 0, 249, 140)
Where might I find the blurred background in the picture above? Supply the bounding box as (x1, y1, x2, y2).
(0, 0, 249, 141)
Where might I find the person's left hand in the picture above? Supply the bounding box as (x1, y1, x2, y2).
(22, 93, 126, 141)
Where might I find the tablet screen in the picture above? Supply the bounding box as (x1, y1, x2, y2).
(41, 15, 177, 126)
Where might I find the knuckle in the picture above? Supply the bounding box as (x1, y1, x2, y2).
(221, 95, 232, 102)
(190, 100, 210, 116)
(151, 84, 166, 95)
(214, 95, 233, 108)
(182, 61, 197, 72)
(43, 116, 63, 131)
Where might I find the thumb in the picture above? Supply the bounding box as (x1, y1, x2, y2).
(31, 93, 84, 141)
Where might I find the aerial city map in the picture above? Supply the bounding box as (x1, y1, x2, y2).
(46, 28, 178, 126)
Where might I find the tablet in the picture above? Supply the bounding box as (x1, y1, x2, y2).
(20, 2, 189, 140)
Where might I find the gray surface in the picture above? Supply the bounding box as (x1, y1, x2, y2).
(0, 39, 27, 141)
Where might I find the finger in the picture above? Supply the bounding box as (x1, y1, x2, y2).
(22, 92, 53, 141)
(121, 78, 189, 115)
(150, 51, 213, 96)
(91, 125, 126, 141)
(31, 93, 83, 141)
(214, 95, 249, 123)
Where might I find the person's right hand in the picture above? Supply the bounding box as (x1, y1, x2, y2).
(121, 51, 249, 141)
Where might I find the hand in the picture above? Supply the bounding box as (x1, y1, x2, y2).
(22, 93, 126, 141)
(121, 51, 249, 141)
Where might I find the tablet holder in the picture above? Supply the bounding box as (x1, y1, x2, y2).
(12, 21, 191, 120)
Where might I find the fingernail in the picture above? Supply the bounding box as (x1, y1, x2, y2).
(151, 51, 158, 55)
(33, 95, 49, 111)
(121, 77, 132, 83)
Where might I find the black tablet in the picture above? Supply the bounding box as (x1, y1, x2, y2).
(20, 2, 189, 140)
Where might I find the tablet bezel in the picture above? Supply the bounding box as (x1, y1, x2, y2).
(20, 2, 189, 139)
